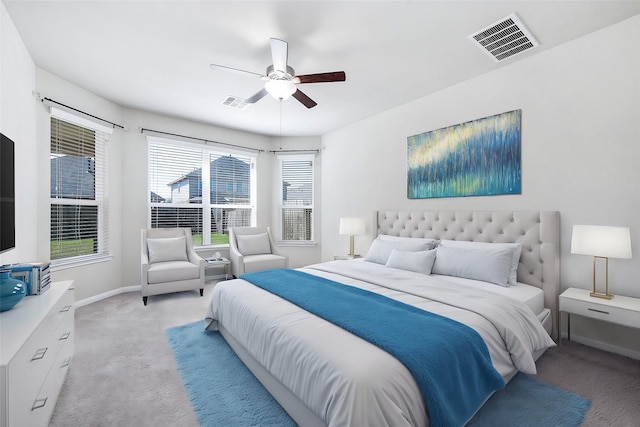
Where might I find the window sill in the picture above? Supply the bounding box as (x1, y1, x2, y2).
(51, 254, 113, 272)
(195, 244, 229, 251)
(277, 241, 317, 248)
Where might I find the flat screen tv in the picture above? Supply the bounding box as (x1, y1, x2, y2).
(0, 133, 16, 253)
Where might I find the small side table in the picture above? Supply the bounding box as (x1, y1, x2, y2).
(204, 257, 231, 280)
(559, 287, 640, 343)
(334, 255, 362, 260)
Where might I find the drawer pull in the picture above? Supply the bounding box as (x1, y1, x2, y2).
(59, 304, 72, 313)
(31, 347, 48, 361)
(32, 397, 48, 410)
(60, 358, 72, 368)
(59, 332, 71, 340)
(588, 308, 610, 315)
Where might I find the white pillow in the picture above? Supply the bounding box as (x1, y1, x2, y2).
(377, 235, 438, 250)
(385, 249, 437, 275)
(236, 232, 271, 256)
(146, 236, 188, 264)
(439, 240, 522, 286)
(432, 245, 513, 287)
(365, 238, 432, 265)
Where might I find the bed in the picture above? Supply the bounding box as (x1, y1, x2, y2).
(206, 210, 560, 426)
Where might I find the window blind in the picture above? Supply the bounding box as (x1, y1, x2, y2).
(148, 140, 255, 245)
(50, 117, 109, 262)
(279, 155, 315, 242)
(149, 142, 203, 242)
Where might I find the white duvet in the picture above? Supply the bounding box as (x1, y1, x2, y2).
(207, 260, 555, 427)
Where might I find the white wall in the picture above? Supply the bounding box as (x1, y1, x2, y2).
(0, 3, 37, 266)
(321, 15, 640, 356)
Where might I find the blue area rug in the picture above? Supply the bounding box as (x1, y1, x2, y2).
(468, 372, 591, 426)
(165, 321, 295, 427)
(166, 321, 590, 427)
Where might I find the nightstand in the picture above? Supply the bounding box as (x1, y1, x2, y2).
(334, 255, 362, 260)
(559, 287, 640, 342)
(204, 257, 231, 280)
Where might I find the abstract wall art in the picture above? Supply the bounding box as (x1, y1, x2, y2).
(407, 109, 521, 199)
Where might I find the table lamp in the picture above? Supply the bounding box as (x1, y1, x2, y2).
(571, 225, 632, 299)
(339, 218, 366, 257)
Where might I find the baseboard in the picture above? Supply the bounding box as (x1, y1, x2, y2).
(562, 332, 640, 360)
(75, 285, 141, 308)
(75, 278, 223, 308)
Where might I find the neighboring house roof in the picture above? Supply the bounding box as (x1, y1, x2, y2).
(167, 175, 190, 187)
(50, 155, 94, 198)
(179, 155, 250, 181)
(150, 191, 165, 202)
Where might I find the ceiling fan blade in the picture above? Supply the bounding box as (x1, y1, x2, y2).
(292, 89, 317, 109)
(294, 71, 346, 84)
(210, 64, 266, 80)
(245, 88, 269, 104)
(270, 38, 288, 73)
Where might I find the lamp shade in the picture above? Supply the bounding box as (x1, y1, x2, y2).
(571, 225, 632, 259)
(339, 218, 366, 236)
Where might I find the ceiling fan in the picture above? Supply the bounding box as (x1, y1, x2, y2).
(210, 38, 346, 109)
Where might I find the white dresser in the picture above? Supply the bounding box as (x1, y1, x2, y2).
(0, 281, 74, 427)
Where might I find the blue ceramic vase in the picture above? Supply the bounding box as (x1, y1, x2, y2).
(0, 269, 26, 312)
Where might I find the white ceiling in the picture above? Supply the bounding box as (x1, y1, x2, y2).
(4, 1, 640, 137)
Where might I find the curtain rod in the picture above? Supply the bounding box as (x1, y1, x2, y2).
(140, 127, 264, 153)
(269, 149, 320, 154)
(42, 97, 125, 129)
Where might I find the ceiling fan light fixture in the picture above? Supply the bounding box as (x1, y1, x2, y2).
(212, 38, 345, 108)
(265, 79, 296, 100)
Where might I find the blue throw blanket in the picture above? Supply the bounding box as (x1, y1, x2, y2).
(240, 269, 505, 427)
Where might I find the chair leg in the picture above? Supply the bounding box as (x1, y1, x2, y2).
(199, 288, 204, 297)
(142, 296, 148, 306)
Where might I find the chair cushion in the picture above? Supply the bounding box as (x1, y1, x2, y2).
(243, 254, 287, 273)
(236, 233, 271, 256)
(147, 236, 188, 264)
(147, 260, 199, 284)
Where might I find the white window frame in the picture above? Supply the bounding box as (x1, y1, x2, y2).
(147, 136, 257, 247)
(49, 108, 111, 268)
(278, 153, 316, 246)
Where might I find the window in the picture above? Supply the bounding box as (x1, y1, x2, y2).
(148, 138, 256, 245)
(279, 154, 315, 243)
(50, 111, 110, 264)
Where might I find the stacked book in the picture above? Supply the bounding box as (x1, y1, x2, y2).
(6, 262, 51, 295)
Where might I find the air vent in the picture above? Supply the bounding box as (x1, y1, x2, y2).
(469, 13, 539, 62)
(222, 96, 249, 110)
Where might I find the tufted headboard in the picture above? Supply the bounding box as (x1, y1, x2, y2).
(375, 210, 560, 338)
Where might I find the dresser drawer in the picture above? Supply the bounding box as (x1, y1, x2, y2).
(5, 286, 74, 427)
(29, 331, 74, 427)
(560, 297, 640, 329)
(9, 354, 73, 427)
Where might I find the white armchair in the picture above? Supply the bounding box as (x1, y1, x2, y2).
(141, 228, 205, 305)
(229, 226, 289, 278)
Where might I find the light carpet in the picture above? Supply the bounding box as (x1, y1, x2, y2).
(166, 320, 590, 427)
